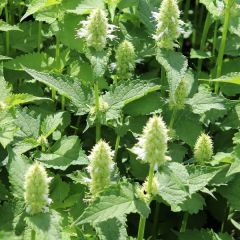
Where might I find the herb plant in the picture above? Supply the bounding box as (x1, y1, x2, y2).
(0, 0, 240, 239)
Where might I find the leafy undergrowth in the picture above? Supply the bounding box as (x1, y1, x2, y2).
(0, 0, 240, 239)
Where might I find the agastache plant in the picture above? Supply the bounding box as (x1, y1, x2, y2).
(115, 40, 136, 80)
(76, 8, 116, 51)
(24, 162, 52, 215)
(87, 140, 114, 197)
(153, 0, 183, 49)
(194, 133, 214, 164)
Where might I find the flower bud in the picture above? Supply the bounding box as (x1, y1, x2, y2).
(153, 0, 183, 49)
(134, 115, 170, 168)
(169, 79, 188, 110)
(76, 9, 116, 51)
(115, 40, 136, 80)
(24, 162, 52, 215)
(194, 133, 213, 164)
(88, 140, 114, 196)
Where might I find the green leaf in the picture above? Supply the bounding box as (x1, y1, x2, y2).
(155, 162, 189, 211)
(230, 218, 240, 231)
(8, 150, 31, 199)
(190, 49, 212, 59)
(199, 0, 224, 19)
(23, 67, 92, 115)
(0, 20, 22, 32)
(0, 110, 17, 148)
(201, 72, 240, 85)
(218, 175, 240, 210)
(35, 136, 88, 170)
(187, 87, 226, 115)
(94, 217, 127, 240)
(103, 79, 160, 121)
(0, 62, 11, 102)
(180, 193, 206, 214)
(67, 0, 105, 15)
(21, 0, 62, 21)
(25, 210, 62, 240)
(75, 182, 150, 225)
(156, 49, 188, 98)
(41, 112, 65, 137)
(187, 165, 221, 195)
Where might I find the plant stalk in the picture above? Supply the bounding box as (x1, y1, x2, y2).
(137, 164, 155, 240)
(37, 21, 42, 52)
(113, 135, 121, 162)
(152, 202, 160, 240)
(197, 12, 212, 76)
(215, 0, 233, 93)
(161, 66, 166, 97)
(192, 0, 199, 48)
(4, 6, 10, 56)
(94, 80, 101, 142)
(31, 229, 36, 240)
(180, 212, 189, 232)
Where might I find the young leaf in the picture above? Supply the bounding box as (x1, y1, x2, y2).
(0, 20, 22, 32)
(201, 72, 240, 85)
(35, 136, 88, 170)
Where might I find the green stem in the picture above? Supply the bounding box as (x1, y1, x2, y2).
(113, 135, 121, 162)
(94, 80, 101, 142)
(169, 108, 177, 129)
(197, 12, 212, 76)
(212, 21, 219, 57)
(61, 95, 65, 110)
(37, 21, 42, 52)
(221, 205, 229, 233)
(137, 164, 155, 240)
(74, 116, 81, 135)
(31, 229, 36, 240)
(52, 89, 56, 101)
(4, 6, 10, 56)
(180, 212, 189, 232)
(161, 66, 166, 97)
(192, 0, 199, 48)
(152, 203, 160, 240)
(214, 0, 233, 94)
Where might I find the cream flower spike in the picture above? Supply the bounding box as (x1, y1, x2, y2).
(24, 162, 52, 215)
(88, 140, 114, 197)
(76, 8, 116, 51)
(153, 0, 183, 49)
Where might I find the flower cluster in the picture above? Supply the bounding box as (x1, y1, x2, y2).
(194, 133, 214, 164)
(87, 140, 114, 197)
(76, 8, 116, 51)
(153, 0, 183, 49)
(24, 162, 52, 215)
(134, 115, 170, 169)
(115, 40, 136, 80)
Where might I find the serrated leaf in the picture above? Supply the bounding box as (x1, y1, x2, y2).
(103, 79, 160, 121)
(187, 165, 221, 194)
(199, 0, 224, 19)
(0, 20, 22, 32)
(180, 193, 206, 214)
(155, 162, 189, 211)
(25, 210, 62, 240)
(8, 150, 31, 199)
(23, 67, 92, 115)
(187, 87, 226, 115)
(156, 49, 188, 97)
(21, 0, 62, 22)
(75, 183, 150, 225)
(201, 72, 240, 85)
(94, 217, 127, 240)
(36, 136, 88, 170)
(67, 0, 105, 15)
(0, 110, 17, 148)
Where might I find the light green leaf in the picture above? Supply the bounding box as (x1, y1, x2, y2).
(156, 49, 188, 98)
(13, 138, 40, 155)
(190, 49, 212, 59)
(21, 0, 62, 22)
(23, 67, 92, 115)
(36, 136, 88, 170)
(155, 162, 189, 211)
(67, 0, 105, 15)
(230, 218, 240, 230)
(25, 210, 62, 240)
(201, 72, 240, 85)
(0, 20, 22, 32)
(0, 110, 17, 148)
(180, 193, 206, 214)
(0, 55, 11, 60)
(103, 79, 160, 121)
(8, 150, 31, 199)
(75, 183, 150, 225)
(0, 62, 11, 102)
(187, 87, 226, 115)
(94, 217, 127, 240)
(199, 0, 224, 19)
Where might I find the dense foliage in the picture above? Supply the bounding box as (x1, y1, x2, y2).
(0, 0, 240, 239)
